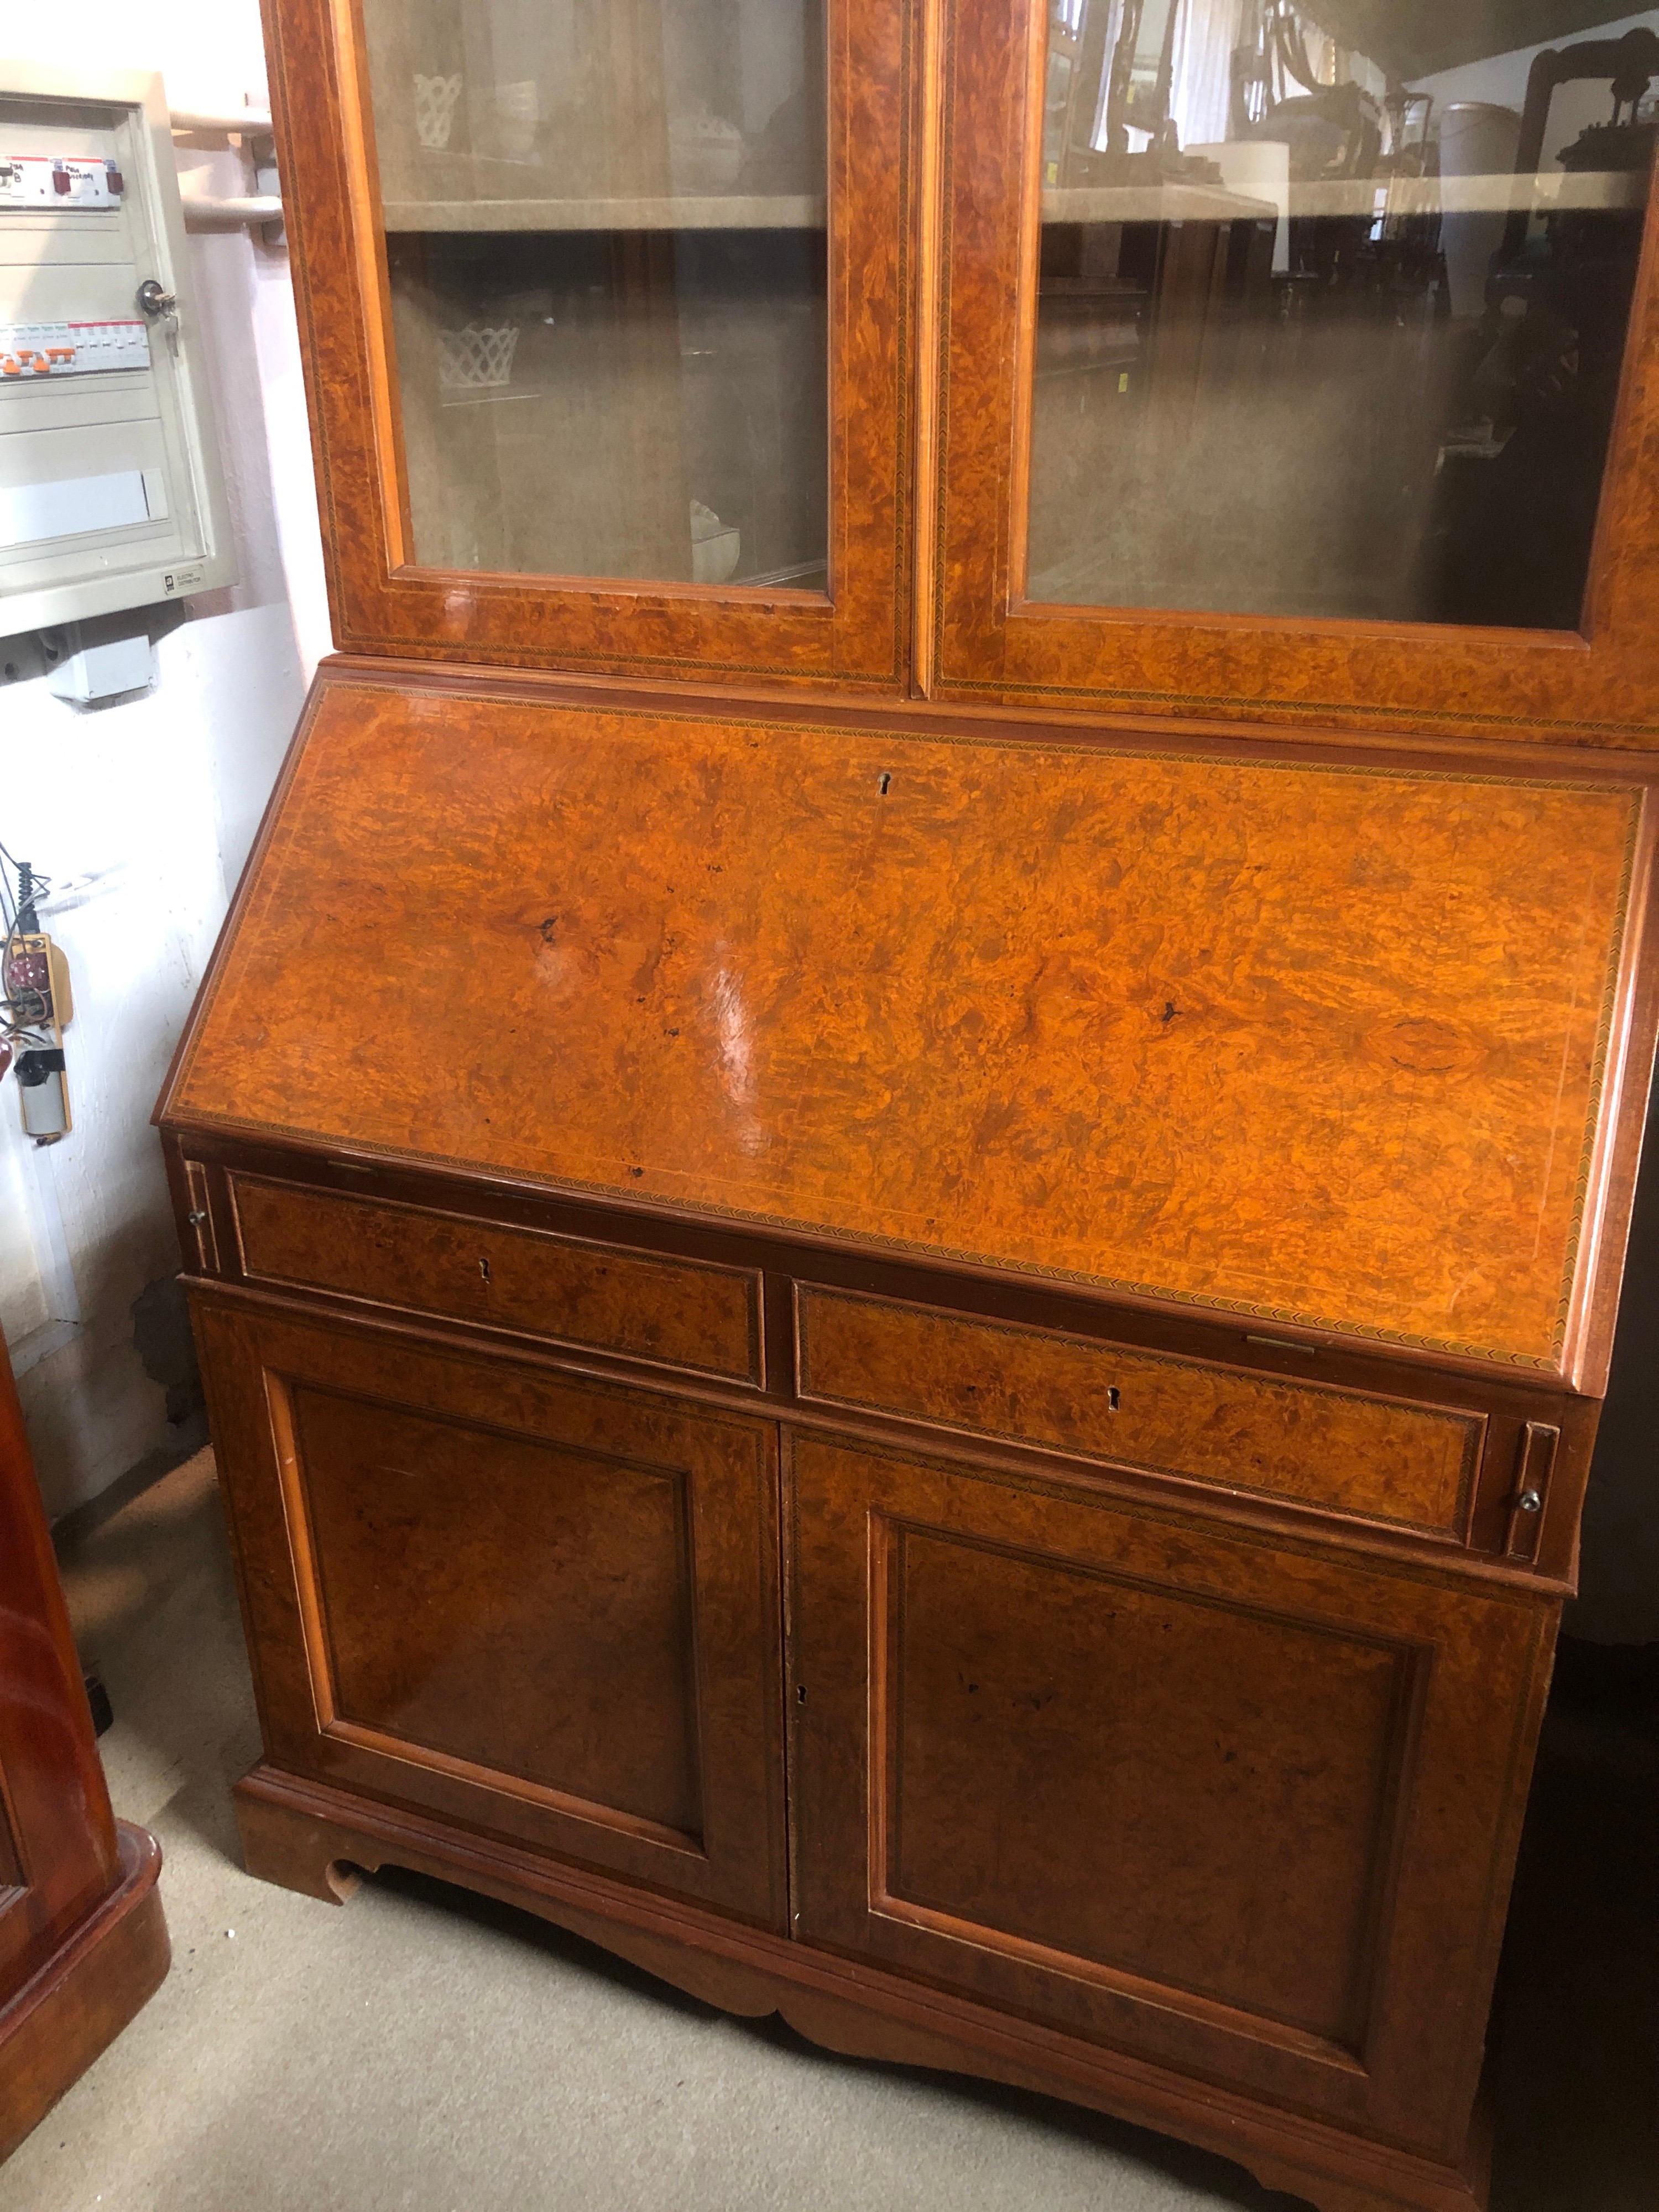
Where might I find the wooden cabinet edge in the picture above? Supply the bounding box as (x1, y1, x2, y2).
(180, 1273, 1580, 1600)
(233, 1763, 1491, 2212)
(263, 0, 912, 686)
(0, 1822, 170, 2167)
(223, 1167, 765, 1387)
(299, 652, 1659, 779)
(161, 1118, 1625, 1402)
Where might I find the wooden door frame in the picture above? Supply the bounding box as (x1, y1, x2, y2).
(784, 1427, 1558, 2159)
(925, 0, 1659, 747)
(191, 1292, 791, 1927)
(261, 0, 917, 687)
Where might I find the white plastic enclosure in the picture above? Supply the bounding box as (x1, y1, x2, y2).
(0, 61, 231, 635)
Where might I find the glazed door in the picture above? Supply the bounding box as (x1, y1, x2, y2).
(930, 0, 1659, 743)
(194, 1297, 787, 1927)
(267, 0, 908, 686)
(786, 1432, 1553, 2157)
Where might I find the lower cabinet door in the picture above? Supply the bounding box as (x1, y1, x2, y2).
(194, 1296, 786, 1927)
(786, 1433, 1554, 2156)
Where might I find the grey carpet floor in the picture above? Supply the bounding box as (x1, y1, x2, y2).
(1, 1451, 1652, 2211)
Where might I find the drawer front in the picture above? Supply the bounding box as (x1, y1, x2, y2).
(797, 1289, 1481, 1536)
(228, 1176, 760, 1383)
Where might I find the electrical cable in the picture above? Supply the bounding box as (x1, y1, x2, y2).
(0, 839, 55, 1051)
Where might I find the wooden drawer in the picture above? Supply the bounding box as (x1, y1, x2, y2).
(796, 1289, 1482, 1537)
(227, 1175, 761, 1383)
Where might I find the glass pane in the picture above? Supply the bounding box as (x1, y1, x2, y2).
(1030, 0, 1659, 627)
(359, 0, 828, 588)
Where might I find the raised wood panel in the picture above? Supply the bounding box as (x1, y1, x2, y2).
(283, 1380, 703, 1841)
(930, 0, 1659, 744)
(165, 675, 1649, 1376)
(883, 1523, 1411, 2048)
(787, 1433, 1554, 2155)
(797, 1287, 1482, 1534)
(261, 0, 911, 683)
(192, 1294, 786, 1923)
(229, 1172, 761, 1380)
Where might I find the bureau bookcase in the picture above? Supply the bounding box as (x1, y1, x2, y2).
(161, 2, 1659, 2207)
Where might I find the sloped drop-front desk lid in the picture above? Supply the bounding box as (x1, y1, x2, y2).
(160, 675, 1659, 1385)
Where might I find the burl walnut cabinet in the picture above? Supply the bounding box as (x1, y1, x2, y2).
(161, 2, 1659, 2208)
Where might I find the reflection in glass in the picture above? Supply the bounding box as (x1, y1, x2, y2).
(1030, 0, 1659, 627)
(361, 1, 827, 587)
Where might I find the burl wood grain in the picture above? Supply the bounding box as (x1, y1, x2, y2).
(884, 1524, 1407, 2046)
(262, 0, 911, 685)
(787, 1433, 1554, 2154)
(195, 1295, 787, 1923)
(230, 1173, 759, 1380)
(290, 1381, 703, 1839)
(797, 1288, 1480, 1532)
(169, 679, 1642, 1369)
(932, 0, 1659, 743)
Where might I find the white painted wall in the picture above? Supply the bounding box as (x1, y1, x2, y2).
(1, 3, 330, 1520)
(1409, 9, 1659, 139)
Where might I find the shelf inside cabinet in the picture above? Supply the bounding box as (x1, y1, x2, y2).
(382, 192, 827, 234)
(1042, 182, 1276, 224)
(383, 223, 828, 587)
(1039, 169, 1650, 227)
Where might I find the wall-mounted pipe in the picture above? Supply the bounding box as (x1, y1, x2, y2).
(169, 108, 274, 138)
(170, 109, 282, 231)
(181, 194, 284, 228)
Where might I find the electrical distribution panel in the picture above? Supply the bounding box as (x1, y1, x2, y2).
(0, 62, 231, 635)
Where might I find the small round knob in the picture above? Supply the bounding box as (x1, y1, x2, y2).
(1517, 1489, 1543, 1514)
(187, 1208, 208, 1225)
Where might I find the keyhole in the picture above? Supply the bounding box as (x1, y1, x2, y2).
(1108, 1386, 1120, 1411)
(878, 771, 891, 795)
(796, 1684, 808, 1704)
(478, 1256, 492, 1285)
